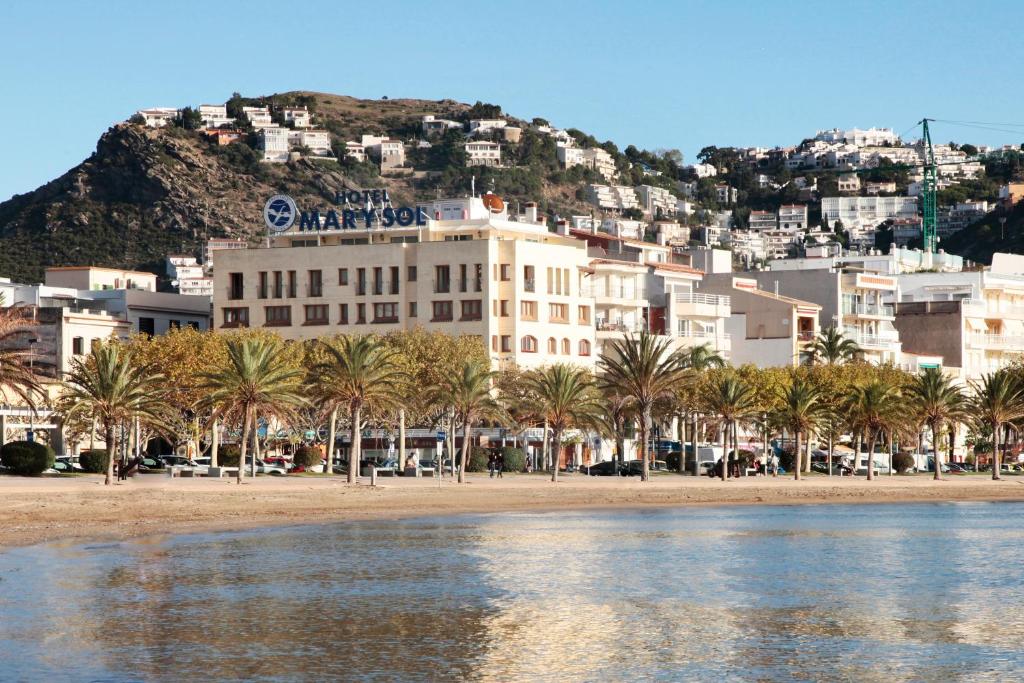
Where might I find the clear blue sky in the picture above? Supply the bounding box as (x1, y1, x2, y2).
(2, 0, 1023, 202)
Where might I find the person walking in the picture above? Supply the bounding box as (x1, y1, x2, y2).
(488, 452, 497, 478)
(495, 450, 504, 479)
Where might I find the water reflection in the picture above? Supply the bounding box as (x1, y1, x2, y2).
(1, 503, 1023, 681)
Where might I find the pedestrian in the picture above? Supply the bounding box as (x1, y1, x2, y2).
(495, 451, 504, 479)
(488, 452, 497, 478)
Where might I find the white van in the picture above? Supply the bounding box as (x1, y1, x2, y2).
(854, 454, 891, 475)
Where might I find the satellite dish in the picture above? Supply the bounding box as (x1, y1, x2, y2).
(482, 193, 504, 213)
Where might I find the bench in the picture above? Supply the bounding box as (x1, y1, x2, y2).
(208, 466, 240, 478)
(419, 467, 436, 478)
(745, 467, 759, 477)
(374, 467, 397, 477)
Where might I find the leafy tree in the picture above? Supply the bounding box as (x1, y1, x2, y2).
(175, 106, 203, 131)
(524, 365, 599, 482)
(200, 337, 306, 483)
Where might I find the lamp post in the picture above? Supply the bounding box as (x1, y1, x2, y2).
(26, 337, 38, 442)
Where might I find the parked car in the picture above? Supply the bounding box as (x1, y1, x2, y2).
(53, 456, 83, 473)
(811, 461, 853, 476)
(582, 460, 620, 476)
(161, 455, 197, 468)
(621, 460, 645, 477)
(137, 456, 166, 472)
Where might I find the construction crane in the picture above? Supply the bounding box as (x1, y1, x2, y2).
(920, 118, 938, 252)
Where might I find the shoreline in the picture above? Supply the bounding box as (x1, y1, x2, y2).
(3, 473, 1024, 551)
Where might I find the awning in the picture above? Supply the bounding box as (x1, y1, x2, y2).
(1003, 319, 1024, 335)
(966, 317, 988, 331)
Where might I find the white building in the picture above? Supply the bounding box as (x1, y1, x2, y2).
(289, 130, 333, 157)
(361, 135, 405, 169)
(821, 196, 919, 240)
(564, 148, 618, 181)
(585, 185, 640, 213)
(838, 174, 861, 193)
(282, 107, 312, 128)
(815, 127, 899, 147)
(715, 184, 738, 205)
(687, 163, 717, 178)
(136, 107, 179, 127)
(258, 127, 291, 162)
(465, 141, 501, 167)
(199, 104, 233, 129)
(778, 204, 808, 231)
(344, 141, 366, 163)
(748, 210, 776, 231)
(241, 106, 273, 129)
(634, 185, 678, 217)
(422, 115, 462, 135)
(468, 119, 507, 135)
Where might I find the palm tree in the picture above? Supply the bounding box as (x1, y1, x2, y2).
(846, 379, 902, 481)
(908, 368, 966, 480)
(810, 327, 860, 365)
(592, 387, 636, 470)
(599, 331, 688, 482)
(0, 302, 45, 409)
(773, 373, 828, 481)
(970, 370, 1024, 481)
(703, 373, 759, 481)
(681, 343, 726, 460)
(57, 342, 167, 485)
(200, 337, 306, 484)
(525, 364, 599, 483)
(431, 359, 504, 483)
(312, 336, 405, 484)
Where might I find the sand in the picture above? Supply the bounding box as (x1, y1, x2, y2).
(2, 471, 1023, 549)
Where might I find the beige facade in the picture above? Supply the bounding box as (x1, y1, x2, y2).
(44, 267, 156, 292)
(213, 198, 596, 369)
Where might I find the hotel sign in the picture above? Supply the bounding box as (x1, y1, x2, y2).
(263, 189, 427, 235)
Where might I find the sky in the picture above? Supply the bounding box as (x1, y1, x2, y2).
(2, 0, 1023, 202)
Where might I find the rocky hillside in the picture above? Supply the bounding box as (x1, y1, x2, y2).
(0, 91, 638, 284)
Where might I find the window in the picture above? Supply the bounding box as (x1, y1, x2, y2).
(521, 335, 538, 352)
(461, 299, 482, 321)
(500, 264, 511, 281)
(72, 337, 84, 355)
(223, 307, 249, 328)
(373, 267, 383, 295)
(338, 268, 349, 286)
(500, 300, 509, 317)
(521, 300, 537, 320)
(474, 264, 483, 291)
(187, 321, 200, 330)
(579, 339, 591, 356)
(390, 266, 400, 294)
(578, 306, 591, 325)
(304, 304, 329, 325)
(265, 305, 291, 326)
(139, 317, 155, 336)
(491, 335, 498, 352)
(409, 302, 418, 318)
(356, 268, 367, 295)
(228, 273, 244, 300)
(339, 303, 349, 324)
(549, 303, 568, 322)
(169, 320, 181, 330)
(501, 335, 512, 352)
(287, 271, 297, 298)
(273, 271, 283, 298)
(435, 265, 451, 293)
(459, 264, 468, 292)
(492, 299, 499, 316)
(408, 266, 417, 282)
(563, 269, 570, 296)
(373, 302, 399, 323)
(432, 301, 453, 321)
(357, 303, 366, 324)
(547, 337, 557, 354)
(524, 265, 535, 292)
(562, 338, 570, 355)
(258, 271, 268, 299)
(308, 270, 322, 297)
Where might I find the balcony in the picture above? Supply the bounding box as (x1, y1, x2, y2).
(596, 320, 646, 335)
(676, 328, 731, 354)
(584, 284, 647, 302)
(843, 329, 901, 350)
(675, 292, 730, 317)
(842, 301, 895, 319)
(797, 330, 816, 343)
(968, 333, 1024, 350)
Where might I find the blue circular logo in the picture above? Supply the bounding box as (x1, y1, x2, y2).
(264, 195, 296, 233)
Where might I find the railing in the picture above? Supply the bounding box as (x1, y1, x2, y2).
(596, 320, 646, 333)
(524, 279, 535, 292)
(584, 285, 647, 300)
(843, 330, 900, 348)
(226, 287, 244, 301)
(797, 330, 816, 342)
(969, 333, 1024, 349)
(677, 329, 731, 341)
(842, 302, 894, 317)
(675, 292, 731, 307)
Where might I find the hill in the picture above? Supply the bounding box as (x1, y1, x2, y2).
(0, 91, 653, 284)
(939, 202, 1024, 265)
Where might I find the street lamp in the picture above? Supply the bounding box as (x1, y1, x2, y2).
(26, 337, 38, 442)
(1000, 216, 1008, 241)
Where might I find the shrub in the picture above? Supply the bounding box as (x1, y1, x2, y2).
(892, 452, 915, 474)
(777, 448, 796, 472)
(1, 441, 55, 476)
(219, 444, 241, 464)
(79, 449, 110, 474)
(466, 448, 490, 472)
(293, 445, 321, 468)
(501, 447, 525, 473)
(665, 452, 683, 471)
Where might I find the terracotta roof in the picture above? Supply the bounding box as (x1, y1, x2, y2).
(649, 261, 704, 276)
(568, 229, 669, 251)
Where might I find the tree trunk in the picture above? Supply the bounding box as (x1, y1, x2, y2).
(804, 428, 812, 474)
(398, 408, 406, 472)
(932, 420, 943, 481)
(827, 431, 833, 477)
(887, 430, 894, 477)
(640, 410, 651, 483)
(720, 422, 727, 481)
(237, 411, 250, 485)
(551, 429, 562, 483)
(992, 420, 1001, 481)
(459, 420, 470, 484)
(326, 407, 337, 474)
(542, 419, 549, 473)
(616, 434, 625, 471)
(866, 430, 876, 481)
(251, 419, 259, 479)
(349, 404, 361, 484)
(211, 418, 219, 468)
(104, 421, 115, 486)
(794, 428, 802, 481)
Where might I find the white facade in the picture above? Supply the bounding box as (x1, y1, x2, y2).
(687, 163, 717, 178)
(283, 107, 312, 128)
(821, 196, 918, 240)
(837, 174, 861, 193)
(634, 185, 678, 217)
(585, 185, 640, 212)
(465, 141, 501, 167)
(259, 127, 291, 162)
(241, 106, 273, 129)
(468, 119, 507, 135)
(778, 204, 808, 231)
(199, 104, 233, 129)
(748, 211, 776, 231)
(422, 115, 462, 135)
(815, 127, 899, 147)
(136, 107, 179, 127)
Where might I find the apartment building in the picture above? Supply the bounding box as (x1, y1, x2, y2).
(557, 147, 618, 181)
(815, 127, 899, 147)
(821, 196, 918, 239)
(166, 256, 213, 297)
(748, 267, 902, 365)
(569, 216, 646, 241)
(465, 141, 501, 167)
(633, 185, 678, 217)
(715, 184, 738, 205)
(768, 245, 963, 275)
(893, 255, 1024, 379)
(584, 185, 640, 213)
(702, 275, 821, 367)
(837, 174, 861, 193)
(778, 204, 808, 230)
(361, 135, 405, 169)
(289, 130, 333, 157)
(258, 127, 291, 162)
(468, 119, 507, 135)
(865, 181, 897, 195)
(212, 197, 596, 369)
(728, 231, 768, 264)
(241, 106, 273, 129)
(687, 163, 717, 178)
(344, 141, 366, 163)
(763, 230, 800, 260)
(136, 107, 179, 127)
(748, 211, 776, 231)
(937, 200, 989, 237)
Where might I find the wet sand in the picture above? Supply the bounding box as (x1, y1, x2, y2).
(2, 472, 1022, 549)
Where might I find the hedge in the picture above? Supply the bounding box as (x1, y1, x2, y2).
(500, 447, 525, 473)
(79, 449, 110, 474)
(466, 447, 490, 472)
(1, 441, 55, 476)
(293, 445, 321, 468)
(892, 452, 915, 474)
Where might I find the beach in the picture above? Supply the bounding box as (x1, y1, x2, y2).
(3, 472, 1023, 549)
